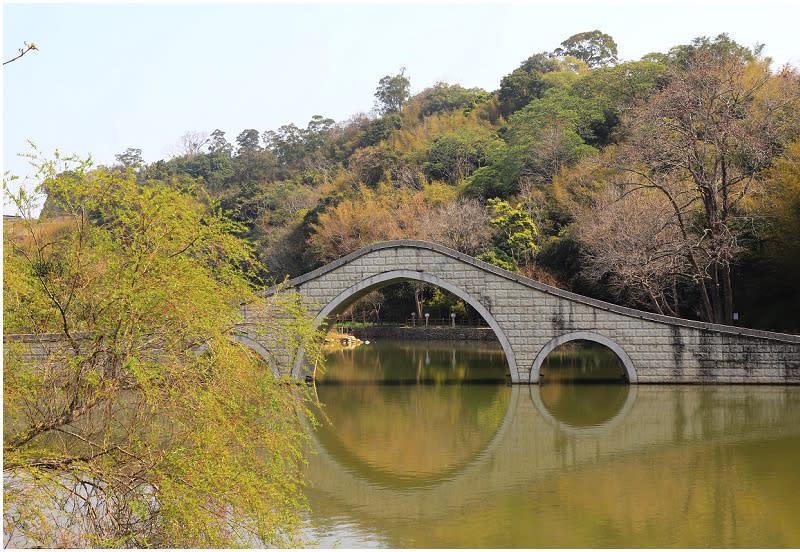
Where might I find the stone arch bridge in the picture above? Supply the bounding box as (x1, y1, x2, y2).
(242, 240, 800, 384)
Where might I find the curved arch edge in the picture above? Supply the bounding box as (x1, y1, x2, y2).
(529, 330, 638, 384)
(191, 333, 282, 378)
(294, 269, 519, 382)
(231, 333, 281, 377)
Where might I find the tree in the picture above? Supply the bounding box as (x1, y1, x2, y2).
(235, 128, 262, 155)
(374, 67, 411, 115)
(3, 41, 37, 65)
(497, 52, 558, 117)
(114, 147, 144, 169)
(419, 197, 491, 256)
(421, 128, 505, 185)
(666, 33, 758, 68)
(574, 183, 691, 316)
(411, 82, 489, 117)
(3, 154, 323, 547)
(173, 130, 209, 157)
(208, 129, 233, 156)
(487, 198, 540, 266)
(262, 115, 336, 171)
(569, 50, 800, 323)
(554, 30, 618, 68)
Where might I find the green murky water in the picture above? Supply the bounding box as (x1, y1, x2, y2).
(303, 339, 800, 548)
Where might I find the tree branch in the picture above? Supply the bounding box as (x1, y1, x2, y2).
(3, 42, 38, 66)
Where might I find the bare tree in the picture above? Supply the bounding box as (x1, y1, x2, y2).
(419, 197, 491, 256)
(583, 50, 800, 323)
(169, 130, 209, 158)
(576, 184, 692, 316)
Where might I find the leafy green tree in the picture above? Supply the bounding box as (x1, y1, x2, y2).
(374, 67, 411, 115)
(208, 128, 233, 155)
(569, 60, 667, 146)
(497, 52, 559, 117)
(411, 82, 489, 117)
(3, 154, 323, 547)
(465, 84, 598, 199)
(114, 147, 144, 169)
(554, 30, 618, 68)
(235, 128, 262, 155)
(422, 127, 505, 185)
(476, 247, 518, 272)
(487, 198, 539, 265)
(359, 113, 403, 147)
(263, 115, 336, 172)
(666, 33, 758, 68)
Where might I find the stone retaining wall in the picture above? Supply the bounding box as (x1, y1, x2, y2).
(346, 326, 499, 342)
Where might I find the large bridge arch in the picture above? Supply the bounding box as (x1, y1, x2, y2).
(299, 269, 518, 381)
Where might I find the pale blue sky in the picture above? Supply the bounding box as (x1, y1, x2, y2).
(3, 1, 799, 214)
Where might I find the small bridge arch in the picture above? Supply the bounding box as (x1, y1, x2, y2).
(249, 240, 800, 384)
(530, 330, 638, 384)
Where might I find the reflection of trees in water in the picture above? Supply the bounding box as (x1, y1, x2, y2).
(314, 384, 510, 481)
(314, 340, 510, 480)
(539, 340, 626, 383)
(305, 385, 800, 548)
(318, 339, 508, 384)
(538, 384, 629, 427)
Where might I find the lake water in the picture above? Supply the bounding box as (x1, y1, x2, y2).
(302, 339, 800, 548)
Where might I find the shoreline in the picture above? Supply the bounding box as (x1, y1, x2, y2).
(343, 325, 498, 342)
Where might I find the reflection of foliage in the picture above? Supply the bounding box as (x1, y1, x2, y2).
(316, 341, 510, 483)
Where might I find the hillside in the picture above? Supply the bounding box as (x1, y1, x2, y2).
(40, 31, 800, 331)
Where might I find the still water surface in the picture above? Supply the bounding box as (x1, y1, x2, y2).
(303, 339, 800, 548)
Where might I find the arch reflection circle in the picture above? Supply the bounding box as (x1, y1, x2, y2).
(311, 339, 514, 488)
(530, 383, 638, 435)
(530, 337, 638, 434)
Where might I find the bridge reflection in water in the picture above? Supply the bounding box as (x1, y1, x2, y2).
(303, 341, 800, 548)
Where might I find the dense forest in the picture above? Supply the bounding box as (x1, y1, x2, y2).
(43, 31, 800, 331)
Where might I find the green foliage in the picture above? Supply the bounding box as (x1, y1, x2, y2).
(3, 154, 324, 547)
(497, 52, 559, 117)
(114, 147, 144, 169)
(263, 115, 335, 170)
(411, 82, 490, 117)
(666, 32, 758, 68)
(476, 247, 518, 272)
(554, 30, 619, 68)
(423, 287, 468, 318)
(235, 128, 262, 154)
(208, 128, 233, 155)
(374, 67, 411, 115)
(487, 198, 539, 265)
(359, 113, 403, 148)
(462, 159, 518, 200)
(421, 127, 505, 185)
